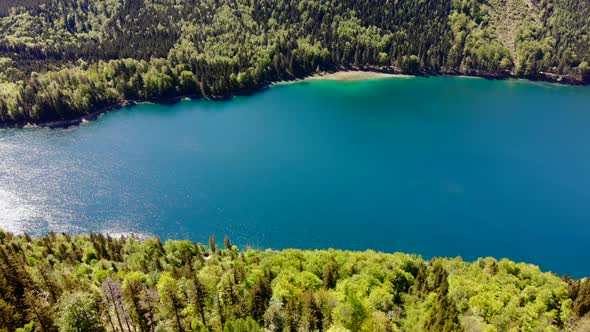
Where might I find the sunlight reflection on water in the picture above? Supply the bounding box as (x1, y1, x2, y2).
(0, 188, 39, 233)
(0, 127, 158, 236)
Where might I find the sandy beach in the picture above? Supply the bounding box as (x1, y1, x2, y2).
(305, 70, 413, 81)
(271, 70, 412, 86)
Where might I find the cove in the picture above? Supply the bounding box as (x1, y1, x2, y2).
(1, 76, 590, 277)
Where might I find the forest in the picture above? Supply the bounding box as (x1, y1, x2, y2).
(0, 230, 589, 332)
(0, 0, 589, 125)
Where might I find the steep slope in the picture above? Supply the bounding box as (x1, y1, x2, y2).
(485, 0, 541, 54)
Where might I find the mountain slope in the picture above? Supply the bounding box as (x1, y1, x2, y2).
(0, 0, 588, 125)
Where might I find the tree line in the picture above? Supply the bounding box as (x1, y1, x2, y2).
(0, 230, 589, 332)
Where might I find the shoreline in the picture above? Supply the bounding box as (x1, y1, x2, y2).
(270, 69, 412, 86)
(307, 70, 413, 81)
(0, 68, 587, 129)
(1, 229, 586, 278)
(0, 93, 203, 130)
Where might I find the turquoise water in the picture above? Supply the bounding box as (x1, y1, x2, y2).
(1, 76, 590, 276)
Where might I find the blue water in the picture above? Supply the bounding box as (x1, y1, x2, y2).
(1, 76, 589, 276)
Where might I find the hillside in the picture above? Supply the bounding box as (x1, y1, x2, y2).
(1, 231, 590, 331)
(0, 0, 589, 125)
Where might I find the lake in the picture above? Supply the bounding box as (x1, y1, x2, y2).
(1, 76, 589, 277)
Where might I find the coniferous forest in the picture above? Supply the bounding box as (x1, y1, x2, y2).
(0, 0, 589, 125)
(1, 230, 590, 332)
(2, 2, 590, 331)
